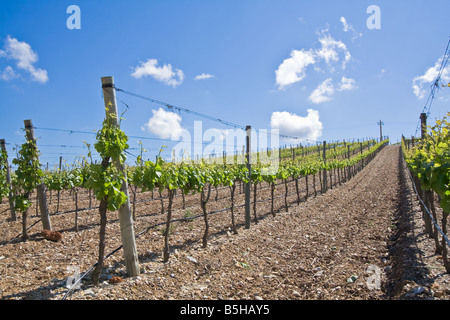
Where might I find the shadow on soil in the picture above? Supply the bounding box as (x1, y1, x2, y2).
(384, 146, 436, 299)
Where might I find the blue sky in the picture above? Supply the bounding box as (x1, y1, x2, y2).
(0, 0, 449, 167)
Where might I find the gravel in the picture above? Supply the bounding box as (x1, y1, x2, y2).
(1, 145, 449, 300)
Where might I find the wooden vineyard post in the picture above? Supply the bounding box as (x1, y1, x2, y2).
(347, 144, 351, 180)
(101, 76, 140, 277)
(245, 125, 251, 229)
(420, 113, 427, 138)
(360, 142, 364, 169)
(322, 141, 327, 193)
(419, 113, 434, 238)
(24, 120, 52, 231)
(58, 156, 63, 211)
(0, 139, 16, 221)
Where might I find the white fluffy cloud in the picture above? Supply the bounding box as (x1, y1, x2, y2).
(275, 29, 351, 90)
(141, 108, 184, 140)
(0, 36, 48, 83)
(270, 109, 323, 142)
(309, 78, 335, 104)
(308, 77, 357, 104)
(275, 49, 316, 90)
(0, 66, 18, 81)
(131, 59, 184, 87)
(338, 76, 357, 91)
(194, 73, 215, 80)
(412, 57, 450, 99)
(316, 32, 351, 69)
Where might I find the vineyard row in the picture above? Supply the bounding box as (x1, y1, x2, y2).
(402, 112, 450, 273)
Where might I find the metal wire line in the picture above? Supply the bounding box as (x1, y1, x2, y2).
(34, 126, 244, 149)
(34, 127, 98, 136)
(114, 86, 307, 142)
(39, 144, 90, 149)
(415, 37, 450, 136)
(436, 37, 450, 86)
(114, 86, 246, 129)
(34, 92, 306, 146)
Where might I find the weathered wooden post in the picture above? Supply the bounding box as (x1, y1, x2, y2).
(420, 113, 427, 139)
(419, 113, 433, 238)
(24, 120, 52, 231)
(347, 144, 351, 180)
(56, 156, 63, 212)
(245, 125, 251, 229)
(322, 141, 327, 193)
(101, 76, 140, 277)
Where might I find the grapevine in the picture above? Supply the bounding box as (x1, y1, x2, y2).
(0, 149, 9, 203)
(87, 112, 130, 285)
(12, 133, 44, 241)
(403, 112, 450, 272)
(403, 113, 450, 212)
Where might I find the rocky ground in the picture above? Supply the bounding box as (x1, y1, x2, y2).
(0, 144, 449, 302)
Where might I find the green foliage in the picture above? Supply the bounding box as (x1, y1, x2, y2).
(0, 149, 8, 200)
(44, 165, 85, 192)
(85, 163, 127, 211)
(403, 113, 450, 212)
(35, 125, 386, 213)
(85, 113, 130, 212)
(95, 115, 129, 163)
(255, 139, 387, 188)
(40, 114, 130, 212)
(12, 137, 43, 212)
(131, 152, 163, 192)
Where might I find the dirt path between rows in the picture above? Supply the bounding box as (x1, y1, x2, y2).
(68, 144, 450, 300)
(1, 144, 449, 300)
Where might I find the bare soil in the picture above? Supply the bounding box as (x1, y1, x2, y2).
(1, 145, 449, 300)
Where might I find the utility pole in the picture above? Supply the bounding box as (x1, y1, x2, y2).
(245, 125, 251, 229)
(0, 139, 16, 221)
(377, 120, 384, 142)
(101, 76, 140, 277)
(24, 120, 52, 231)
